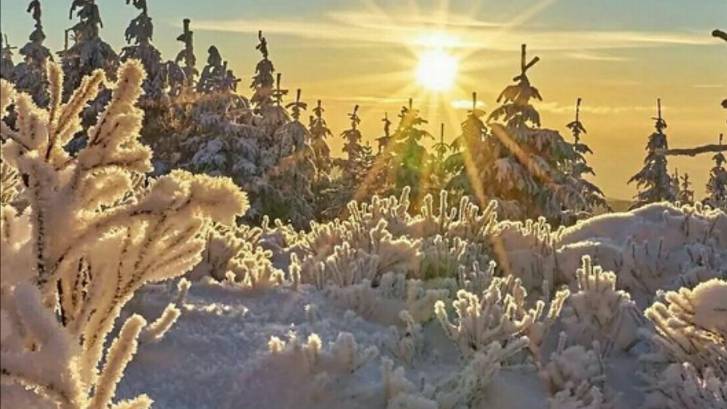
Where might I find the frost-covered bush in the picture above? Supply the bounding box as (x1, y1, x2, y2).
(434, 274, 568, 360)
(494, 202, 727, 305)
(642, 278, 727, 375)
(0, 60, 246, 408)
(540, 334, 613, 409)
(643, 362, 727, 409)
(188, 223, 284, 289)
(561, 256, 643, 353)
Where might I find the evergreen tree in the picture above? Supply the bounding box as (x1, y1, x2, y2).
(12, 1, 52, 106)
(675, 170, 695, 205)
(444, 92, 489, 204)
(628, 98, 675, 208)
(308, 100, 333, 176)
(385, 98, 432, 200)
(174, 18, 197, 89)
(705, 134, 727, 209)
(197, 46, 238, 94)
(565, 98, 608, 211)
(250, 30, 275, 112)
(430, 122, 451, 194)
(120, 0, 164, 99)
(60, 0, 118, 96)
(0, 34, 15, 81)
(484, 45, 592, 221)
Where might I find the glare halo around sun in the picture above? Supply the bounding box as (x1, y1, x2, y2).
(415, 48, 458, 92)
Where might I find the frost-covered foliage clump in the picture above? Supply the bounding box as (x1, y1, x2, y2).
(0, 59, 247, 408)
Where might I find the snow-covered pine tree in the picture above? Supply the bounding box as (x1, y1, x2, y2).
(1, 34, 17, 81)
(444, 91, 489, 205)
(308, 99, 333, 176)
(261, 87, 317, 227)
(340, 104, 365, 178)
(197, 46, 238, 94)
(430, 122, 451, 194)
(320, 105, 374, 218)
(0, 59, 247, 409)
(486, 45, 592, 221)
(705, 134, 727, 209)
(174, 18, 197, 90)
(385, 98, 432, 201)
(60, 0, 118, 96)
(12, 1, 53, 107)
(676, 171, 695, 205)
(120, 0, 164, 100)
(376, 112, 392, 154)
(565, 98, 608, 212)
(628, 98, 675, 208)
(250, 31, 275, 116)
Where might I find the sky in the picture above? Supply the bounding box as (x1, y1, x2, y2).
(2, 0, 726, 200)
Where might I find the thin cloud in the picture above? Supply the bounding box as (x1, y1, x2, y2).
(451, 100, 487, 110)
(562, 51, 631, 62)
(537, 101, 673, 115)
(193, 9, 716, 52)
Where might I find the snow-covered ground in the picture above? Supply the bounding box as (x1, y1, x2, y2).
(116, 202, 727, 409)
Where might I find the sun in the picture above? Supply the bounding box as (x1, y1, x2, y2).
(415, 49, 459, 92)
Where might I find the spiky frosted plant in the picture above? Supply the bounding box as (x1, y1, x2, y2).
(434, 274, 569, 360)
(540, 334, 613, 409)
(628, 98, 675, 208)
(561, 256, 643, 354)
(0, 60, 247, 408)
(642, 278, 727, 376)
(643, 362, 727, 409)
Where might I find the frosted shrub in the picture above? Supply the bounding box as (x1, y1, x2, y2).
(643, 362, 727, 409)
(435, 337, 528, 409)
(561, 256, 643, 353)
(642, 278, 727, 376)
(189, 223, 284, 289)
(326, 272, 448, 324)
(385, 310, 424, 365)
(434, 274, 568, 360)
(0, 60, 247, 408)
(540, 334, 612, 409)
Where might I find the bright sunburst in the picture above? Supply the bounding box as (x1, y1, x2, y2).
(415, 49, 459, 92)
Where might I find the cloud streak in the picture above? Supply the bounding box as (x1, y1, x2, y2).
(193, 8, 716, 53)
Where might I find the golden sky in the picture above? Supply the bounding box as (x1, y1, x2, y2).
(2, 0, 726, 199)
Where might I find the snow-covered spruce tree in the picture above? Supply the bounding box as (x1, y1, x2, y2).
(705, 134, 727, 210)
(308, 99, 333, 177)
(320, 105, 375, 219)
(383, 98, 432, 202)
(259, 86, 317, 227)
(197, 46, 238, 94)
(0, 60, 247, 408)
(676, 170, 695, 205)
(565, 98, 608, 214)
(60, 0, 118, 96)
(174, 18, 197, 90)
(250, 30, 276, 128)
(444, 92, 489, 208)
(487, 45, 595, 223)
(628, 98, 676, 208)
(1, 34, 17, 81)
(119, 0, 165, 101)
(12, 0, 53, 107)
(430, 122, 452, 195)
